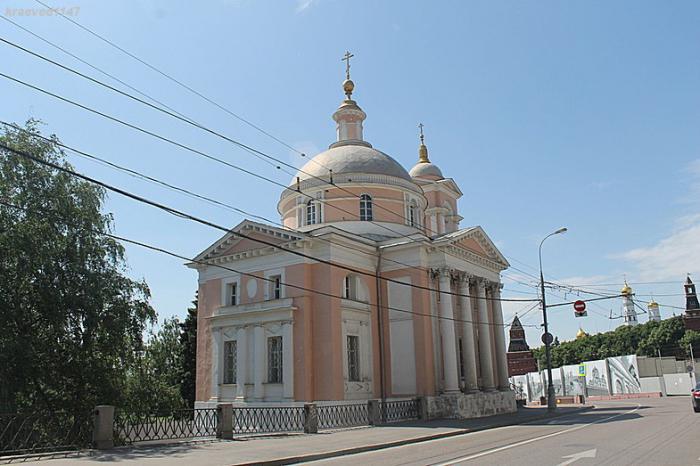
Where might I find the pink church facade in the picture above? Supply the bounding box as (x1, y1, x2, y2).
(190, 69, 515, 416)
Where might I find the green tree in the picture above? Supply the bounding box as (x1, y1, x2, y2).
(123, 318, 185, 413)
(0, 120, 156, 414)
(179, 295, 198, 408)
(679, 330, 700, 358)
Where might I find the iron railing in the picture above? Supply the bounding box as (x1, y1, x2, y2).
(0, 411, 92, 456)
(318, 403, 369, 430)
(113, 408, 217, 445)
(379, 399, 420, 423)
(233, 406, 304, 434)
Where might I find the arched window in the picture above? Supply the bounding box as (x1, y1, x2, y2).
(306, 200, 317, 225)
(408, 200, 418, 227)
(359, 194, 373, 221)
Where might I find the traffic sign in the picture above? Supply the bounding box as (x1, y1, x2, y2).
(574, 300, 587, 317)
(578, 364, 586, 376)
(541, 332, 554, 345)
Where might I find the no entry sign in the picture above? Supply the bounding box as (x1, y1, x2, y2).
(574, 300, 587, 317)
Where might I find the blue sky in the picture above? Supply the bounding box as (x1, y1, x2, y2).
(2, 0, 699, 345)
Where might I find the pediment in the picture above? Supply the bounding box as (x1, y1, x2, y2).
(193, 220, 303, 262)
(434, 226, 509, 269)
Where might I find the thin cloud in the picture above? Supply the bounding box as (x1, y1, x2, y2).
(296, 0, 318, 13)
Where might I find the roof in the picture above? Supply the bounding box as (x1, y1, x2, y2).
(290, 144, 413, 184)
(409, 161, 443, 179)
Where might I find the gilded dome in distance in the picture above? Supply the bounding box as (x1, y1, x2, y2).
(576, 327, 589, 339)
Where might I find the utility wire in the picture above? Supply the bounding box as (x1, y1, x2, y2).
(32, 0, 305, 157)
(0, 140, 537, 303)
(0, 198, 530, 327)
(1, 121, 528, 299)
(0, 34, 492, 250)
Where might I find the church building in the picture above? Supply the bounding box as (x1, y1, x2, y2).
(189, 57, 515, 417)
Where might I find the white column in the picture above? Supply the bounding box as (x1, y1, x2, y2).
(235, 326, 247, 399)
(210, 328, 222, 401)
(458, 276, 479, 392)
(438, 269, 460, 392)
(476, 279, 496, 391)
(491, 284, 511, 390)
(360, 321, 371, 381)
(253, 325, 265, 400)
(282, 321, 294, 400)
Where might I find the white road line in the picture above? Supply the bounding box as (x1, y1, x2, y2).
(431, 404, 640, 466)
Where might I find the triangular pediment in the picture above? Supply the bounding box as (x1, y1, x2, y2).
(193, 220, 304, 262)
(433, 226, 510, 269)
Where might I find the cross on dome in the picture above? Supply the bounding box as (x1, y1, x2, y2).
(342, 51, 354, 80)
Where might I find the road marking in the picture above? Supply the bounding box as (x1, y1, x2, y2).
(557, 448, 597, 466)
(431, 404, 639, 466)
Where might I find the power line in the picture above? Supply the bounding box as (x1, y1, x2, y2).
(32, 0, 305, 157)
(0, 198, 527, 328)
(1, 121, 530, 302)
(0, 34, 498, 250)
(0, 140, 537, 304)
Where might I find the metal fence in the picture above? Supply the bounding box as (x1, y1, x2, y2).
(318, 403, 369, 430)
(0, 411, 92, 456)
(233, 406, 305, 434)
(379, 399, 420, 423)
(113, 408, 217, 445)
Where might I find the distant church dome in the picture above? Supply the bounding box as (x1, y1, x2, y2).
(409, 162, 443, 179)
(576, 327, 589, 339)
(409, 124, 444, 180)
(621, 281, 632, 295)
(292, 145, 412, 184)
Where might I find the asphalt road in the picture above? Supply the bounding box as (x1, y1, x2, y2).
(308, 397, 699, 466)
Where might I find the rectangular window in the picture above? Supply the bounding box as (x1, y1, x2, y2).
(271, 275, 281, 300)
(347, 335, 360, 382)
(223, 340, 237, 384)
(229, 282, 238, 306)
(267, 336, 283, 383)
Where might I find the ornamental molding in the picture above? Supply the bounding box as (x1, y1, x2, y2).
(280, 172, 423, 202)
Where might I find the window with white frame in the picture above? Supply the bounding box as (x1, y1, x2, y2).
(347, 335, 360, 382)
(228, 282, 238, 306)
(306, 200, 318, 225)
(223, 340, 237, 384)
(267, 336, 283, 383)
(270, 275, 281, 300)
(343, 275, 357, 300)
(359, 194, 373, 221)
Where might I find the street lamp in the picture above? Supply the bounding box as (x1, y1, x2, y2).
(539, 227, 567, 411)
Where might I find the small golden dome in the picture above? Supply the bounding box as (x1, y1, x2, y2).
(576, 327, 588, 339)
(648, 299, 659, 308)
(621, 281, 632, 295)
(343, 79, 354, 98)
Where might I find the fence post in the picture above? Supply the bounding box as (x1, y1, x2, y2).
(303, 403, 318, 434)
(417, 397, 429, 421)
(217, 404, 233, 439)
(368, 399, 381, 425)
(93, 405, 114, 449)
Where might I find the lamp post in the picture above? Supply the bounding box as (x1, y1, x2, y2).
(539, 227, 567, 411)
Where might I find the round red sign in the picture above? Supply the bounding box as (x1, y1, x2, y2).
(574, 300, 586, 312)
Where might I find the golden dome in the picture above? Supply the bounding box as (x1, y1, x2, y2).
(621, 281, 632, 295)
(343, 79, 354, 98)
(576, 327, 588, 339)
(648, 299, 659, 308)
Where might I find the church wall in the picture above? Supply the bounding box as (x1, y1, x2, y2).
(196, 278, 222, 402)
(309, 261, 345, 400)
(382, 266, 436, 397)
(285, 262, 315, 401)
(487, 299, 501, 389)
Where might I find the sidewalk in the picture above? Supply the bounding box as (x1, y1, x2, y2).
(11, 405, 591, 466)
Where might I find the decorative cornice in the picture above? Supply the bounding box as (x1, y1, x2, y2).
(280, 172, 423, 202)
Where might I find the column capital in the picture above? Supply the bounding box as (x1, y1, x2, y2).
(280, 320, 294, 326)
(474, 277, 487, 290)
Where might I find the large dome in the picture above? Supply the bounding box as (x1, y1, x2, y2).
(291, 144, 412, 184)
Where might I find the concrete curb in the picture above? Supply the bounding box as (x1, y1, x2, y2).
(232, 405, 595, 466)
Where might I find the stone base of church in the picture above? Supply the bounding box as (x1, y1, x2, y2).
(424, 390, 516, 420)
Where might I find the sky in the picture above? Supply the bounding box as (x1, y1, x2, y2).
(2, 0, 700, 346)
